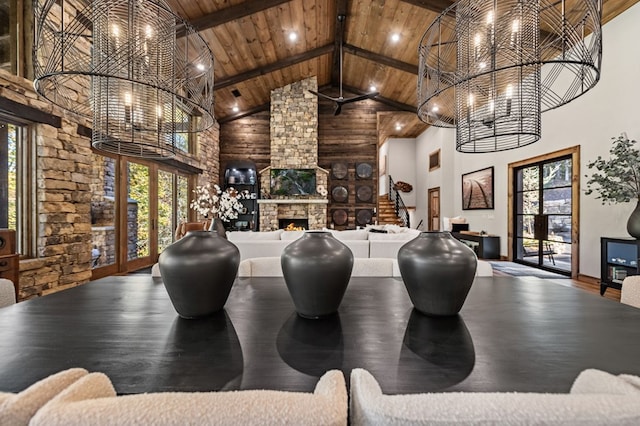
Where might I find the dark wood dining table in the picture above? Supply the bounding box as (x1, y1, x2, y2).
(1, 274, 639, 395)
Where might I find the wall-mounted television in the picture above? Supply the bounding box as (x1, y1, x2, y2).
(270, 169, 316, 196)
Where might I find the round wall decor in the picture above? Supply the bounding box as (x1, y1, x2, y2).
(331, 186, 349, 203)
(356, 209, 373, 226)
(355, 162, 373, 179)
(356, 185, 373, 203)
(331, 162, 349, 180)
(332, 209, 348, 226)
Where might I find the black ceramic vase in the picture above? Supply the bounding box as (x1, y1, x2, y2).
(397, 231, 477, 316)
(159, 230, 240, 319)
(627, 201, 640, 239)
(281, 231, 354, 319)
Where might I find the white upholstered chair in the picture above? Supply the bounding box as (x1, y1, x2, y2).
(30, 370, 347, 426)
(621, 275, 640, 308)
(0, 278, 16, 308)
(350, 368, 640, 426)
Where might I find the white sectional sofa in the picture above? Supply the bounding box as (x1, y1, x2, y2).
(227, 226, 422, 261)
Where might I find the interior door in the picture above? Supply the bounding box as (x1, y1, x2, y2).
(428, 187, 440, 231)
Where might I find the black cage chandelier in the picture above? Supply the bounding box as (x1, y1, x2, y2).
(33, 0, 215, 159)
(418, 0, 602, 153)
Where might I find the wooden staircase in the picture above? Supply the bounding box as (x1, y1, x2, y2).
(377, 195, 404, 225)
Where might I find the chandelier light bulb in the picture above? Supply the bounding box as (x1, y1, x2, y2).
(506, 84, 514, 99)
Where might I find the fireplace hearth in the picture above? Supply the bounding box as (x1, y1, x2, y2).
(279, 219, 309, 230)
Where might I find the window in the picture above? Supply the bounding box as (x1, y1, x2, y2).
(0, 118, 34, 256)
(0, 0, 26, 76)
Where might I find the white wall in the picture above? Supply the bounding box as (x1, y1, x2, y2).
(405, 2, 640, 278)
(378, 142, 390, 195)
(386, 138, 417, 208)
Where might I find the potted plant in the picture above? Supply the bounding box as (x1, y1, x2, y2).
(585, 133, 640, 238)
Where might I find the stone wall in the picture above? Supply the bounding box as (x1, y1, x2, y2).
(270, 77, 318, 168)
(0, 69, 219, 300)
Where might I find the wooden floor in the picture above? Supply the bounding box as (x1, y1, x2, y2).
(491, 263, 621, 302)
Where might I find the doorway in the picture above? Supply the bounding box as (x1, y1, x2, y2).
(509, 147, 579, 277)
(428, 187, 440, 231)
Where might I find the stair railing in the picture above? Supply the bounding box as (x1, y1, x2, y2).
(388, 176, 410, 228)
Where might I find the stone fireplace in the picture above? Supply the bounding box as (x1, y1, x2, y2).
(258, 76, 328, 230)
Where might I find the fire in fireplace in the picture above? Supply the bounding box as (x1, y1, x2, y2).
(279, 219, 309, 231)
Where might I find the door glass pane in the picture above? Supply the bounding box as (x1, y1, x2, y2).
(521, 166, 538, 191)
(157, 170, 174, 253)
(90, 153, 117, 268)
(543, 188, 571, 214)
(543, 159, 571, 189)
(177, 175, 189, 224)
(519, 190, 538, 215)
(127, 162, 150, 260)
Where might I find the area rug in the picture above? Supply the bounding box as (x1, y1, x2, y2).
(489, 261, 568, 279)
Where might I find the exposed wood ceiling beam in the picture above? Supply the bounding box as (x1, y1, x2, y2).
(400, 0, 453, 14)
(343, 44, 418, 75)
(217, 102, 271, 124)
(214, 43, 418, 92)
(178, 0, 292, 36)
(214, 44, 334, 90)
(341, 85, 417, 113)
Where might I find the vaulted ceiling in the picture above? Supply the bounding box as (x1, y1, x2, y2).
(168, 0, 639, 138)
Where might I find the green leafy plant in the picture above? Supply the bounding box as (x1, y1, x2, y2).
(585, 134, 640, 204)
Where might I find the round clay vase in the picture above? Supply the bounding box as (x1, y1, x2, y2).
(159, 231, 240, 319)
(627, 201, 640, 239)
(281, 231, 354, 319)
(398, 231, 477, 316)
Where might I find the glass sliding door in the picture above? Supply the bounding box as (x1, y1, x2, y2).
(126, 161, 151, 268)
(514, 156, 573, 274)
(91, 155, 194, 277)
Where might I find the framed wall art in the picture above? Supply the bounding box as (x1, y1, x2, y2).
(462, 166, 494, 210)
(429, 149, 440, 171)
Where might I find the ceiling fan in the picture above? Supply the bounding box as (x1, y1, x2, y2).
(309, 14, 379, 116)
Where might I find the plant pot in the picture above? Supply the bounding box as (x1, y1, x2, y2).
(398, 231, 477, 316)
(159, 231, 239, 318)
(627, 201, 640, 239)
(281, 231, 354, 319)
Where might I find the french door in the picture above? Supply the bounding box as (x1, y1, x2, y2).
(92, 154, 192, 278)
(511, 149, 579, 276)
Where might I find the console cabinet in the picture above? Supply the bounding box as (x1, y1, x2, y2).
(451, 232, 500, 259)
(600, 237, 640, 295)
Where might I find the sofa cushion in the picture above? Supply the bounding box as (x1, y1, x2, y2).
(238, 257, 283, 277)
(228, 230, 283, 241)
(233, 240, 293, 261)
(323, 229, 369, 241)
(367, 230, 420, 241)
(0, 368, 88, 426)
(350, 368, 640, 426)
(280, 230, 305, 240)
(32, 370, 348, 426)
(570, 369, 640, 395)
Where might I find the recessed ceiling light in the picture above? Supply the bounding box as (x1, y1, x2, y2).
(369, 85, 377, 92)
(391, 33, 400, 43)
(395, 124, 402, 131)
(196, 63, 205, 71)
(232, 106, 239, 113)
(288, 32, 298, 42)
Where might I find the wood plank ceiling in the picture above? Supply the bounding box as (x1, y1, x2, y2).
(168, 0, 639, 139)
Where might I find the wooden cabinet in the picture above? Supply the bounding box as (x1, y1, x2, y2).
(452, 232, 500, 259)
(223, 160, 258, 231)
(600, 237, 640, 295)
